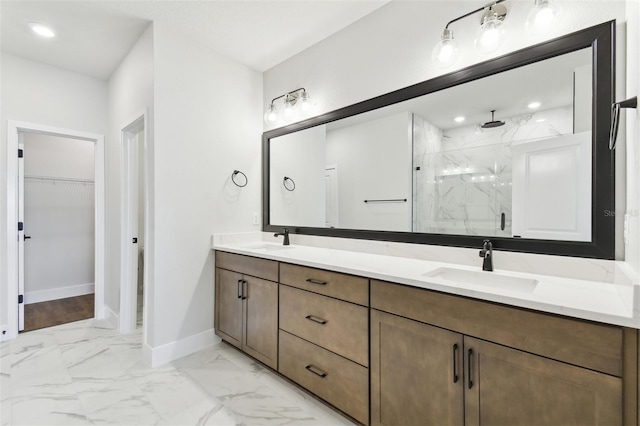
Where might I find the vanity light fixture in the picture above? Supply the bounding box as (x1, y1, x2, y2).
(432, 0, 507, 67)
(526, 0, 562, 37)
(264, 88, 311, 123)
(28, 22, 55, 38)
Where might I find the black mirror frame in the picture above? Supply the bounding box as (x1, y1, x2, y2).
(263, 21, 615, 260)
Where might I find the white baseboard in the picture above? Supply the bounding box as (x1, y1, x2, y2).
(94, 305, 120, 331)
(144, 329, 220, 367)
(25, 283, 95, 304)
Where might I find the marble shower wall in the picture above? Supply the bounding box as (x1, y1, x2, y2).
(412, 107, 573, 236)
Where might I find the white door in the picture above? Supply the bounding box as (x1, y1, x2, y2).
(325, 165, 338, 228)
(17, 142, 25, 331)
(120, 120, 144, 333)
(511, 131, 592, 241)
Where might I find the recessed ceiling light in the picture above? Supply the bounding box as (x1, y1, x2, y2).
(454, 116, 465, 123)
(536, 118, 546, 123)
(528, 101, 541, 109)
(28, 23, 55, 38)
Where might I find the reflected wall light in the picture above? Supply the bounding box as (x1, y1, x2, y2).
(432, 0, 507, 68)
(264, 88, 311, 123)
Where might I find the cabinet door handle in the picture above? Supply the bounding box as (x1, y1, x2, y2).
(305, 278, 327, 285)
(237, 279, 243, 299)
(305, 315, 327, 325)
(241, 280, 247, 300)
(467, 348, 474, 389)
(305, 364, 327, 378)
(452, 343, 459, 383)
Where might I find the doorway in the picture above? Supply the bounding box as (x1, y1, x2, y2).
(120, 113, 147, 334)
(20, 133, 96, 331)
(5, 121, 105, 340)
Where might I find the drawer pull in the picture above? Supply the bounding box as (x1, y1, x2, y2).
(468, 348, 474, 389)
(237, 279, 243, 299)
(305, 364, 327, 378)
(452, 343, 459, 383)
(305, 315, 327, 325)
(305, 278, 327, 285)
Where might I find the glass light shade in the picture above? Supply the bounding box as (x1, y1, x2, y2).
(475, 14, 505, 54)
(526, 0, 562, 37)
(431, 29, 459, 68)
(299, 91, 311, 112)
(263, 104, 277, 123)
(283, 99, 295, 117)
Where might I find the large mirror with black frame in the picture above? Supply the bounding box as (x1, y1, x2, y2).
(262, 21, 615, 259)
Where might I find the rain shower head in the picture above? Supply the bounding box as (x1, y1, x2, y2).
(481, 110, 505, 128)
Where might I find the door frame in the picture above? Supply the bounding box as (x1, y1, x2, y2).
(5, 120, 105, 340)
(119, 110, 148, 334)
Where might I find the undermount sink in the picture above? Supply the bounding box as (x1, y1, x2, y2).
(245, 243, 293, 251)
(424, 267, 538, 293)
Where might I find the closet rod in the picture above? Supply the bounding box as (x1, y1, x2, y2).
(24, 175, 95, 184)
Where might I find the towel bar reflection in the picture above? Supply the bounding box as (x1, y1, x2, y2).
(283, 176, 296, 191)
(364, 198, 407, 203)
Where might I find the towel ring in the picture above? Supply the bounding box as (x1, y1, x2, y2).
(283, 176, 296, 191)
(232, 170, 248, 187)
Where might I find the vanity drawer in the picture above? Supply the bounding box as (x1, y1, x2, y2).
(280, 284, 368, 366)
(279, 330, 368, 425)
(371, 280, 623, 376)
(279, 263, 369, 305)
(215, 251, 278, 282)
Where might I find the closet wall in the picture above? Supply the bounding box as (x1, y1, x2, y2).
(23, 133, 95, 304)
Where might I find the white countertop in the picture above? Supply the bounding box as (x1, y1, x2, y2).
(212, 237, 640, 329)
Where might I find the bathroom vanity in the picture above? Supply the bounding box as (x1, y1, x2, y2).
(213, 240, 639, 426)
(214, 19, 638, 426)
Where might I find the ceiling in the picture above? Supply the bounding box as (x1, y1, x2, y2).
(1, 0, 390, 80)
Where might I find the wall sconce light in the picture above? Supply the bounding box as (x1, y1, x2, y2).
(264, 88, 311, 123)
(432, 0, 507, 68)
(526, 0, 562, 36)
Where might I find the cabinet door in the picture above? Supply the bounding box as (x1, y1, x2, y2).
(464, 336, 622, 426)
(243, 276, 278, 369)
(215, 268, 243, 348)
(371, 310, 464, 426)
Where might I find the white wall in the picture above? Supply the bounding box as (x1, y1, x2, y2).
(264, 1, 626, 130)
(625, 0, 640, 274)
(326, 112, 412, 231)
(150, 22, 262, 356)
(1, 53, 108, 330)
(22, 133, 95, 303)
(270, 125, 326, 227)
(107, 24, 154, 322)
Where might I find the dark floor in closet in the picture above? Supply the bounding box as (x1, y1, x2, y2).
(23, 294, 94, 332)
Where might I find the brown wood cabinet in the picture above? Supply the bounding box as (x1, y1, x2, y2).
(370, 310, 463, 426)
(278, 268, 370, 424)
(371, 280, 629, 426)
(215, 252, 278, 369)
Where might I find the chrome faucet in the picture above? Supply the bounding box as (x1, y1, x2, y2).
(274, 228, 290, 246)
(479, 239, 493, 271)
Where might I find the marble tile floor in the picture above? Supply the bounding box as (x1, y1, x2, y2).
(0, 319, 355, 425)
